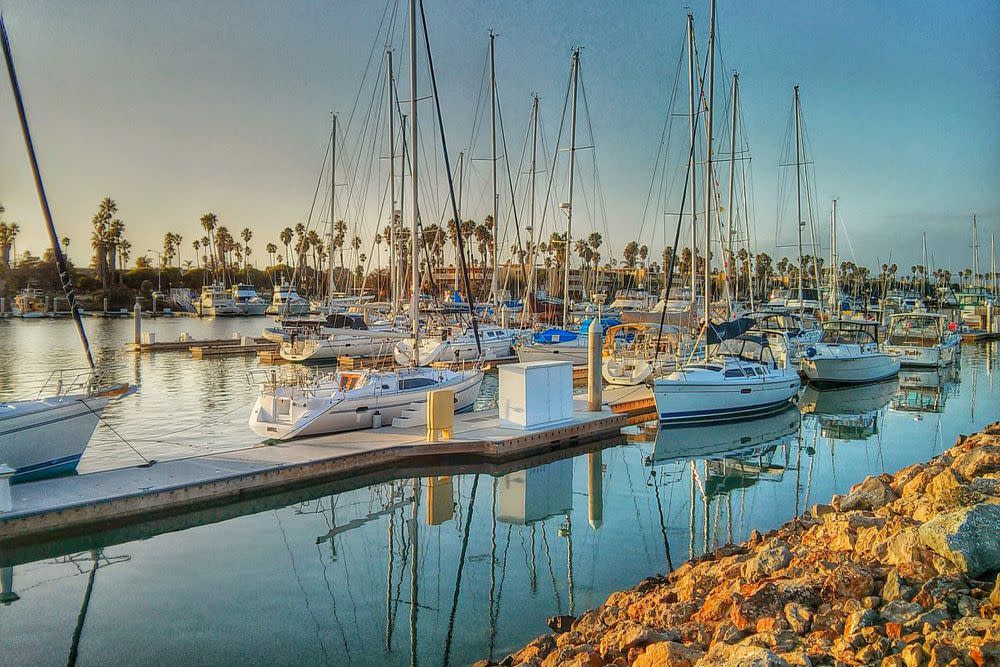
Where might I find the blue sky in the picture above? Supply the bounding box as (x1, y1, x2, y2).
(0, 0, 997, 272)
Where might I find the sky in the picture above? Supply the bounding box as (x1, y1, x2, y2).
(0, 0, 998, 273)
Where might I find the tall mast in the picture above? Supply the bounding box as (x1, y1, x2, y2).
(830, 199, 839, 317)
(726, 71, 739, 304)
(1, 17, 94, 369)
(793, 85, 804, 317)
(563, 49, 580, 324)
(328, 113, 337, 304)
(489, 30, 499, 303)
(455, 150, 464, 292)
(991, 233, 997, 297)
(922, 231, 928, 296)
(386, 49, 397, 313)
(703, 0, 716, 318)
(972, 214, 979, 289)
(686, 14, 698, 309)
(527, 94, 539, 318)
(408, 0, 420, 357)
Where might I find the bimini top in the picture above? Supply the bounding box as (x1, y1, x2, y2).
(324, 312, 369, 330)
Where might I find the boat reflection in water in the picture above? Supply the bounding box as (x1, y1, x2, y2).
(891, 364, 960, 414)
(801, 378, 897, 440)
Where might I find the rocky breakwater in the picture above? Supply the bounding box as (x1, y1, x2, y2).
(485, 422, 1000, 667)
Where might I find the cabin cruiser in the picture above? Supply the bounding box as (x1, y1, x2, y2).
(800, 320, 900, 385)
(279, 313, 409, 362)
(653, 332, 801, 424)
(783, 288, 823, 316)
(602, 323, 701, 386)
(231, 283, 268, 316)
(884, 313, 960, 367)
(620, 287, 700, 326)
(195, 283, 240, 317)
(11, 286, 45, 318)
(266, 282, 310, 315)
(0, 369, 135, 481)
(248, 366, 483, 440)
(394, 324, 517, 366)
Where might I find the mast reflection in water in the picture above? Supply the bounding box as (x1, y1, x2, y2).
(1, 344, 997, 667)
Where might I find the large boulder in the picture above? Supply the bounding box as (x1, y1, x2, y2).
(632, 641, 704, 667)
(695, 643, 790, 667)
(742, 542, 793, 580)
(917, 502, 1000, 577)
(840, 475, 898, 511)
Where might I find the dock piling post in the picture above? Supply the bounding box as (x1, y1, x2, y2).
(587, 316, 603, 411)
(0, 297, 5, 315)
(133, 300, 142, 348)
(103, 297, 109, 314)
(0, 464, 14, 513)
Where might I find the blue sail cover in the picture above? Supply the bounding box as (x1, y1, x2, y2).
(706, 317, 755, 344)
(533, 328, 578, 343)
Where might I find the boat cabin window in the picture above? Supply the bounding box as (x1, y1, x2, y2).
(887, 316, 941, 347)
(820, 325, 876, 345)
(399, 377, 439, 390)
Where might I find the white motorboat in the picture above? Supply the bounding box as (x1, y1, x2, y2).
(394, 325, 516, 366)
(266, 282, 310, 316)
(248, 367, 484, 440)
(279, 313, 409, 362)
(608, 288, 658, 314)
(11, 286, 45, 318)
(231, 283, 268, 316)
(884, 312, 960, 367)
(0, 372, 135, 481)
(653, 332, 801, 424)
(800, 319, 900, 385)
(195, 283, 240, 317)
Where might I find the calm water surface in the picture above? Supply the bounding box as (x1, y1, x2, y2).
(1, 318, 998, 666)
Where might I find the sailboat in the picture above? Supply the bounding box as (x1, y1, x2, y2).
(0, 17, 135, 480)
(394, 323, 516, 366)
(652, 2, 801, 423)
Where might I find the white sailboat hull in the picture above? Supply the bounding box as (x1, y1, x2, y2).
(280, 330, 408, 362)
(653, 369, 800, 424)
(394, 332, 515, 366)
(0, 394, 110, 481)
(515, 341, 590, 366)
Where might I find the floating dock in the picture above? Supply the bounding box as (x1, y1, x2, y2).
(0, 399, 632, 546)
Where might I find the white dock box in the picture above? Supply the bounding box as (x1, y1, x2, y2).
(498, 361, 573, 429)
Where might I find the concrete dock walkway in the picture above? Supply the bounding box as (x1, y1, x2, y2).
(0, 402, 628, 545)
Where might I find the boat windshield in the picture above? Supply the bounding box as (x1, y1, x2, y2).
(339, 373, 362, 391)
(887, 316, 941, 347)
(820, 322, 877, 345)
(718, 335, 778, 366)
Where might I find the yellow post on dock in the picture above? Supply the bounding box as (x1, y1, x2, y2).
(426, 388, 454, 441)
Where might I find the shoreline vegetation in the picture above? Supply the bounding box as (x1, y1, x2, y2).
(1, 199, 985, 313)
(483, 423, 1000, 667)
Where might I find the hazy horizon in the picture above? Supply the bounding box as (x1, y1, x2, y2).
(1, 0, 998, 274)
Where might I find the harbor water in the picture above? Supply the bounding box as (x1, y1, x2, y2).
(1, 318, 998, 666)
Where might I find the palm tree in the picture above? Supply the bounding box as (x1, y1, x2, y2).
(265, 243, 277, 270)
(240, 228, 253, 275)
(279, 227, 293, 269)
(623, 241, 639, 269)
(200, 213, 219, 272)
(0, 205, 20, 269)
(192, 239, 201, 270)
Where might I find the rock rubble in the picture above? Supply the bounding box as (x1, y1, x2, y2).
(480, 422, 1000, 667)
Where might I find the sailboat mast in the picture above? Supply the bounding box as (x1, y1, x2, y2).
(563, 48, 580, 324)
(1, 18, 94, 369)
(726, 71, 739, 303)
(922, 231, 928, 297)
(408, 0, 420, 358)
(992, 233, 997, 297)
(334, 114, 346, 312)
(387, 50, 397, 313)
(830, 199, 839, 317)
(972, 214, 979, 289)
(793, 85, 804, 317)
(528, 94, 539, 318)
(455, 150, 464, 292)
(703, 0, 716, 317)
(490, 30, 499, 304)
(686, 14, 698, 309)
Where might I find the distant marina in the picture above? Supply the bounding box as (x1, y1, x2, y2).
(1, 1, 998, 666)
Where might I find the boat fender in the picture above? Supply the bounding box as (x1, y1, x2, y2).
(805, 347, 817, 358)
